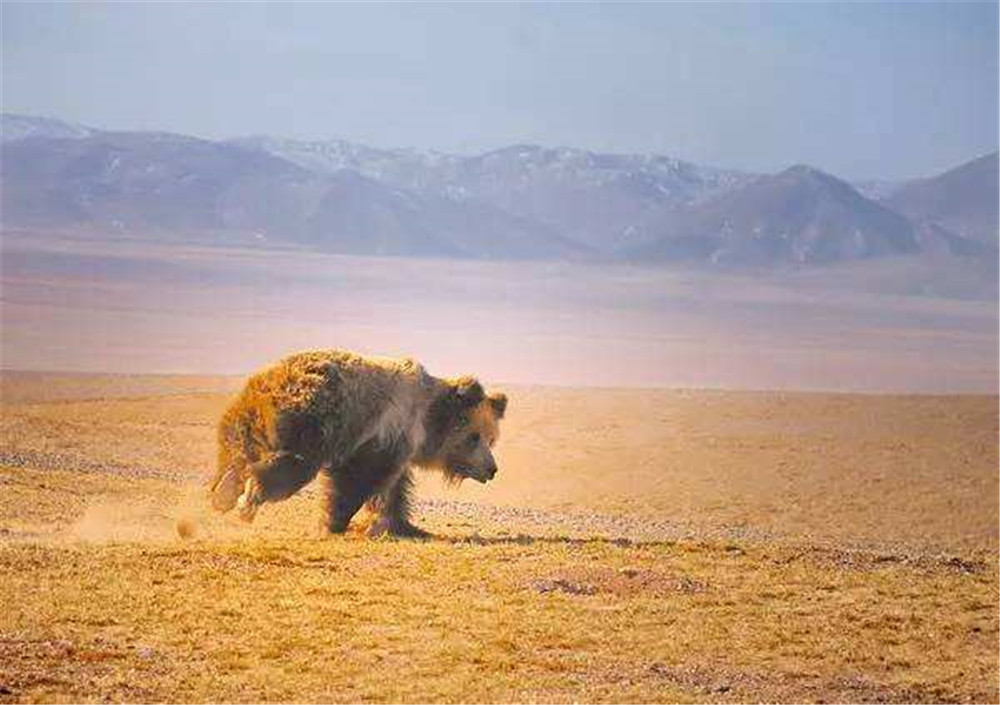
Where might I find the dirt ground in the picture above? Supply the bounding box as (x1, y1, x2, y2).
(0, 372, 997, 703)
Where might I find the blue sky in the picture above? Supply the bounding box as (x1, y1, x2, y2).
(1, 1, 997, 179)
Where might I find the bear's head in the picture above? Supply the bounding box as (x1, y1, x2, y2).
(421, 376, 507, 483)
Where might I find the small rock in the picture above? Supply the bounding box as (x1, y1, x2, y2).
(175, 517, 197, 540)
(50, 639, 73, 652)
(530, 578, 596, 596)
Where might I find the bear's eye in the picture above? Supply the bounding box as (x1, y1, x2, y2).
(467, 432, 481, 446)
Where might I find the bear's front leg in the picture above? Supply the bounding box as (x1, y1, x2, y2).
(367, 468, 429, 538)
(320, 435, 411, 534)
(319, 468, 376, 533)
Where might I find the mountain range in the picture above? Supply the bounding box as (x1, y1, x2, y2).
(1, 113, 996, 265)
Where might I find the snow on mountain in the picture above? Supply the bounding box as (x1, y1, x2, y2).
(0, 113, 95, 142)
(232, 137, 755, 253)
(3, 113, 995, 265)
(626, 165, 923, 265)
(1, 127, 580, 259)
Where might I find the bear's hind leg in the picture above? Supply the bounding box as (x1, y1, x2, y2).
(211, 432, 251, 513)
(237, 452, 321, 523)
(211, 463, 246, 513)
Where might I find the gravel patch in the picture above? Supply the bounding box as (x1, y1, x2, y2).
(0, 449, 184, 482)
(0, 449, 989, 573)
(415, 496, 774, 545)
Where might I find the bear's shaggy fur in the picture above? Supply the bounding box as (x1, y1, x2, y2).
(209, 349, 507, 536)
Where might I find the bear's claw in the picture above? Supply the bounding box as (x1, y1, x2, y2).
(368, 519, 431, 539)
(236, 477, 262, 523)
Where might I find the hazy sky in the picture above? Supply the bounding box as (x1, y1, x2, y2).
(2, 2, 997, 180)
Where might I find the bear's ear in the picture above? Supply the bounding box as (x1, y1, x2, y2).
(489, 392, 508, 419)
(452, 376, 485, 409)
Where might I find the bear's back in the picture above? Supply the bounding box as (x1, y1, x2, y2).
(221, 349, 431, 461)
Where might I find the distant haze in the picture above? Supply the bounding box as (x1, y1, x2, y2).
(1, 2, 997, 180)
(2, 233, 997, 392)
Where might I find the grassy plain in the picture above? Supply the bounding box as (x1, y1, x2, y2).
(0, 373, 997, 702)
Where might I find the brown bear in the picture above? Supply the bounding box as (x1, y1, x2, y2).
(208, 349, 507, 537)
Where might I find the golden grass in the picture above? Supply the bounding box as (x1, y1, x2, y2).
(0, 374, 997, 703)
(1, 509, 996, 701)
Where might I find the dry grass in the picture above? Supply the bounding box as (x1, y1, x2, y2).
(0, 373, 997, 703)
(3, 374, 995, 551)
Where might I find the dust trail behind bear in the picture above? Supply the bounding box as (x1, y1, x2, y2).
(67, 482, 248, 544)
